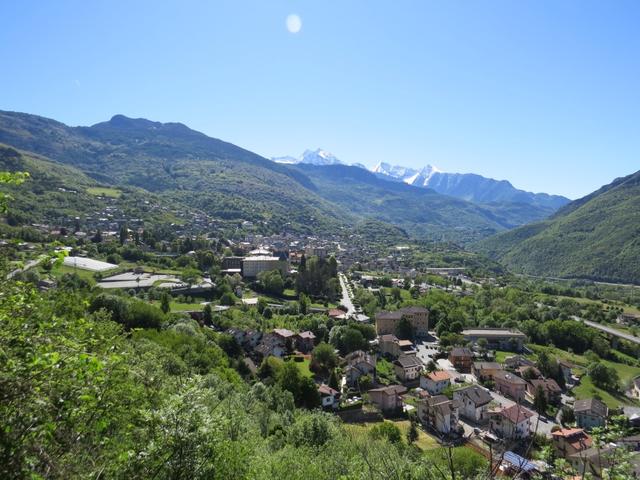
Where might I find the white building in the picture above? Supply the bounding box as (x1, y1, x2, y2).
(242, 256, 288, 278)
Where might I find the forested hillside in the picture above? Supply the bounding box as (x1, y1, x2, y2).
(476, 170, 640, 284)
(0, 110, 554, 241)
(0, 144, 182, 229)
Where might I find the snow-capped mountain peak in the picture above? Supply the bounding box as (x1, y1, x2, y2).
(301, 148, 343, 166)
(272, 148, 345, 166)
(371, 162, 441, 187)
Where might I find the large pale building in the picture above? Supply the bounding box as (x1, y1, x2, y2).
(375, 306, 429, 338)
(241, 256, 288, 278)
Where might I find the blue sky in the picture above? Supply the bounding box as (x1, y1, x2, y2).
(1, 1, 639, 199)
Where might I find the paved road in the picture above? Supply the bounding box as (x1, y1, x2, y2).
(573, 316, 640, 345)
(7, 258, 43, 279)
(338, 273, 356, 316)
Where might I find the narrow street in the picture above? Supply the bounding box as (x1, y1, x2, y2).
(338, 273, 356, 316)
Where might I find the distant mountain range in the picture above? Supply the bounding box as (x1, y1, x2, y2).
(273, 148, 367, 169)
(476, 170, 640, 284)
(0, 110, 568, 243)
(275, 150, 570, 211)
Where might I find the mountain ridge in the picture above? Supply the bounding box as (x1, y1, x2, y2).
(475, 169, 640, 284)
(0, 110, 561, 241)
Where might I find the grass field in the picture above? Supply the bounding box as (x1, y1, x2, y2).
(284, 356, 313, 378)
(528, 344, 640, 408)
(169, 302, 205, 312)
(345, 420, 440, 451)
(493, 350, 512, 363)
(50, 264, 96, 282)
(87, 187, 122, 198)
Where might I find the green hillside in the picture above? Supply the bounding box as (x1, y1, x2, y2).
(476, 170, 640, 284)
(0, 110, 551, 240)
(0, 144, 181, 228)
(0, 111, 351, 235)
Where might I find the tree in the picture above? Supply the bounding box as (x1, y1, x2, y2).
(588, 361, 619, 391)
(119, 224, 128, 245)
(407, 419, 419, 444)
(329, 326, 367, 355)
(533, 385, 548, 414)
(258, 269, 284, 296)
(202, 303, 213, 324)
(91, 229, 103, 243)
(0, 170, 29, 213)
(426, 360, 437, 373)
(561, 406, 575, 425)
(358, 374, 373, 391)
(395, 317, 414, 340)
(328, 369, 340, 390)
(160, 291, 171, 314)
(299, 292, 310, 315)
(369, 421, 402, 444)
(181, 268, 201, 288)
(311, 342, 338, 372)
(219, 292, 236, 306)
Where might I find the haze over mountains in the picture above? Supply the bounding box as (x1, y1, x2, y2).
(275, 149, 570, 212)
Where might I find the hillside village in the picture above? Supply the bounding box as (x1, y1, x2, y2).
(5, 215, 640, 479)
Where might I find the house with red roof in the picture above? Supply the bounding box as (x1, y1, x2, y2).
(551, 428, 592, 460)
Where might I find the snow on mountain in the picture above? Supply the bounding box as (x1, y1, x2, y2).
(271, 155, 299, 164)
(274, 152, 570, 210)
(300, 148, 343, 166)
(371, 162, 441, 187)
(272, 148, 345, 166)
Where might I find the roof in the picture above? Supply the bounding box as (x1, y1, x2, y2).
(574, 398, 608, 417)
(297, 331, 316, 339)
(473, 362, 503, 371)
(346, 350, 376, 367)
(427, 395, 455, 415)
(318, 384, 339, 396)
(369, 384, 407, 396)
(462, 328, 526, 338)
(529, 378, 562, 393)
(273, 328, 295, 338)
(243, 255, 281, 261)
(426, 394, 450, 406)
(569, 445, 615, 461)
(500, 404, 535, 424)
(375, 306, 428, 320)
(63, 256, 118, 272)
(379, 334, 399, 342)
(450, 347, 473, 357)
(425, 370, 452, 382)
(394, 354, 422, 369)
(503, 451, 537, 473)
(552, 428, 592, 451)
(494, 370, 527, 385)
(455, 385, 493, 407)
